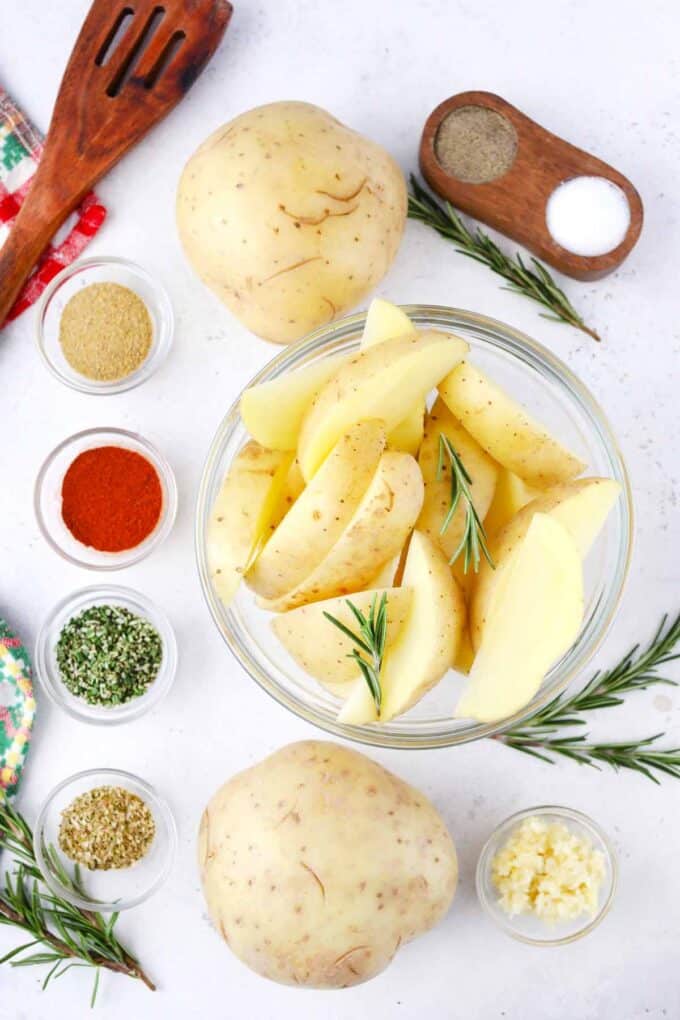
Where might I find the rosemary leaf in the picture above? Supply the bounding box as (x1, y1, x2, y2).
(408, 175, 600, 342)
(324, 593, 388, 712)
(437, 434, 494, 573)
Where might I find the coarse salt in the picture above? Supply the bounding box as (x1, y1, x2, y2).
(546, 176, 631, 257)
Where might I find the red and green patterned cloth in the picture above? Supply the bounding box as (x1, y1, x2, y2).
(0, 86, 107, 323)
(0, 620, 35, 803)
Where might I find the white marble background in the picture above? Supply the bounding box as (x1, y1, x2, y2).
(1, 1, 678, 1017)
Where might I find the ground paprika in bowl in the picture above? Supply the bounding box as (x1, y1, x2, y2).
(35, 428, 177, 570)
(61, 447, 162, 552)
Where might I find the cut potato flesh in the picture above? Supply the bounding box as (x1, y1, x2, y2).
(417, 397, 498, 563)
(241, 355, 348, 452)
(247, 420, 386, 600)
(298, 330, 468, 480)
(361, 299, 424, 456)
(272, 586, 413, 692)
(368, 552, 402, 589)
(471, 477, 620, 650)
(455, 513, 584, 723)
(361, 298, 416, 347)
(259, 451, 424, 612)
(207, 443, 293, 607)
(438, 362, 585, 489)
(483, 467, 539, 539)
(267, 458, 306, 532)
(453, 624, 475, 674)
(339, 531, 465, 724)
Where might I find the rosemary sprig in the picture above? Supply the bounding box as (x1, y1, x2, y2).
(408, 175, 600, 342)
(496, 613, 680, 782)
(324, 593, 388, 711)
(0, 800, 155, 1005)
(437, 434, 494, 573)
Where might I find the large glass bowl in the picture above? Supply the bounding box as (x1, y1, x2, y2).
(195, 306, 632, 749)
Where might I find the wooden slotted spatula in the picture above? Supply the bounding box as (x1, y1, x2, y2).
(0, 0, 232, 325)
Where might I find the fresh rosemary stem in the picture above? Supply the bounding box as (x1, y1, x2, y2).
(437, 434, 494, 573)
(495, 613, 680, 782)
(0, 800, 155, 1004)
(324, 593, 388, 711)
(408, 175, 601, 342)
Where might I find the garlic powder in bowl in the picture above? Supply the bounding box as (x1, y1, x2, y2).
(476, 805, 617, 944)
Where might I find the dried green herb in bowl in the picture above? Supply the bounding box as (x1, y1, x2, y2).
(55, 604, 162, 706)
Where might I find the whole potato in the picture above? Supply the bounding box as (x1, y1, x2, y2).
(198, 741, 457, 988)
(176, 102, 407, 344)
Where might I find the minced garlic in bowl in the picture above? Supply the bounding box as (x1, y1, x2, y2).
(491, 816, 605, 922)
(476, 806, 616, 944)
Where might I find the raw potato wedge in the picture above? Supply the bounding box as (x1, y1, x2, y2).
(272, 586, 413, 692)
(241, 355, 347, 452)
(298, 330, 468, 480)
(339, 532, 465, 724)
(361, 298, 424, 456)
(483, 466, 539, 539)
(207, 443, 293, 607)
(470, 477, 621, 650)
(247, 421, 386, 600)
(417, 398, 498, 563)
(259, 452, 424, 612)
(455, 514, 583, 722)
(438, 362, 586, 488)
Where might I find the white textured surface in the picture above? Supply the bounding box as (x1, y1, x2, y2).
(1, 1, 679, 1017)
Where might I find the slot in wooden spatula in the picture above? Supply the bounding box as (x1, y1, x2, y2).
(0, 0, 232, 325)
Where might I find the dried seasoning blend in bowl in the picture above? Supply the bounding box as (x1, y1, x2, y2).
(59, 282, 152, 382)
(56, 604, 163, 706)
(61, 446, 162, 552)
(58, 786, 156, 870)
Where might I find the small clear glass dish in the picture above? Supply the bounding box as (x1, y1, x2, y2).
(35, 585, 177, 726)
(476, 805, 617, 945)
(36, 256, 173, 395)
(196, 305, 632, 750)
(34, 768, 177, 912)
(34, 426, 177, 570)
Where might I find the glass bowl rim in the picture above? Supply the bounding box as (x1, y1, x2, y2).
(35, 255, 174, 396)
(475, 803, 618, 945)
(34, 583, 178, 726)
(195, 303, 633, 749)
(33, 767, 177, 912)
(34, 425, 178, 571)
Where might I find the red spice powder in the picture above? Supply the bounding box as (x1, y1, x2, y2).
(61, 446, 162, 552)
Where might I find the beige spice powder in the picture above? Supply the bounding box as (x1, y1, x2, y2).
(58, 785, 156, 871)
(434, 105, 518, 184)
(59, 282, 153, 382)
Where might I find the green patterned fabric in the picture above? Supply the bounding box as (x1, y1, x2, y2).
(0, 619, 35, 802)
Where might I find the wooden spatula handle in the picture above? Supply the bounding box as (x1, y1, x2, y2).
(0, 160, 77, 324)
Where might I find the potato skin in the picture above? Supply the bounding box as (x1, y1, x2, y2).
(198, 741, 457, 988)
(176, 102, 407, 344)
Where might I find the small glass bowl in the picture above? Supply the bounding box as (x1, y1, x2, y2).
(36, 256, 174, 395)
(34, 768, 177, 911)
(35, 585, 177, 726)
(35, 426, 177, 570)
(476, 805, 617, 945)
